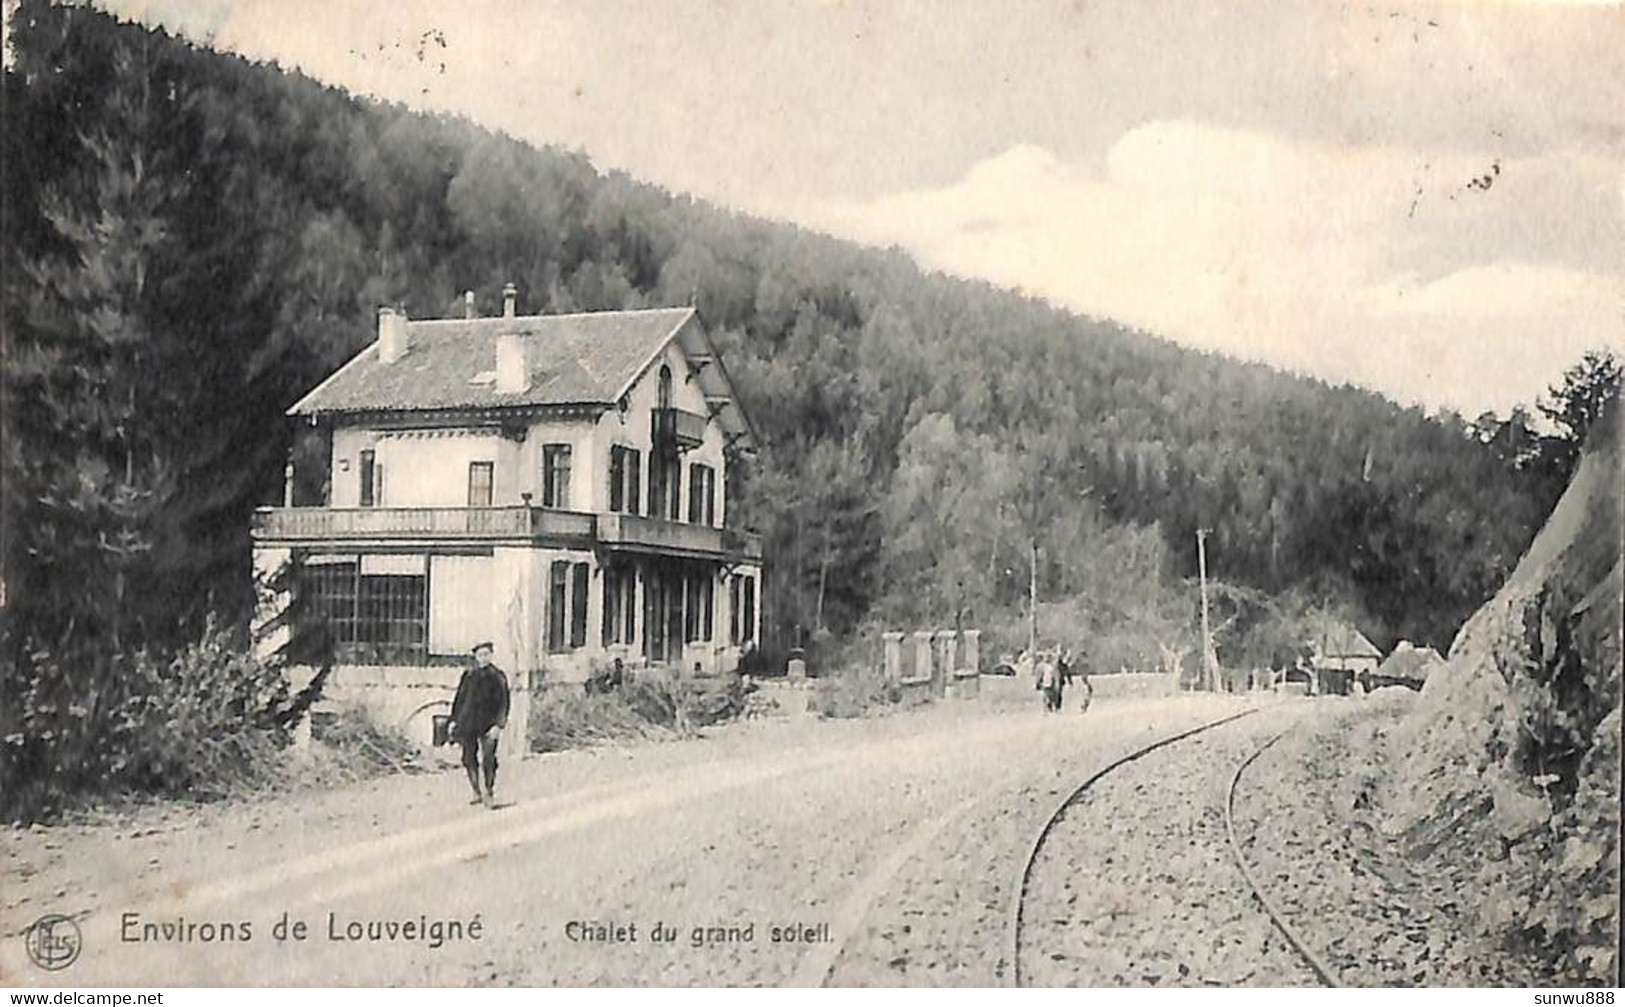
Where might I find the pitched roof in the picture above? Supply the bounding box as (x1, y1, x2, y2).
(1313, 623, 1382, 660)
(1377, 643, 1445, 681)
(289, 307, 696, 416)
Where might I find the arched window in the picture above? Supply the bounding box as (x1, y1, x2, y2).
(658, 364, 673, 410)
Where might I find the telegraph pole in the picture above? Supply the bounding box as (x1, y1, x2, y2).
(1197, 528, 1214, 692)
(1028, 535, 1038, 660)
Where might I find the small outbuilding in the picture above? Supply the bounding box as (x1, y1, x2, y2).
(1309, 622, 1382, 695)
(1369, 641, 1444, 691)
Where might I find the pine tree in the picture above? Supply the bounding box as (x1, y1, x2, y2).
(6, 31, 186, 652)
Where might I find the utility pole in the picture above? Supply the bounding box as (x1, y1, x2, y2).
(1028, 534, 1038, 661)
(1027, 456, 1041, 663)
(1197, 528, 1215, 692)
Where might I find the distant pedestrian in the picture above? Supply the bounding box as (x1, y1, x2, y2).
(586, 656, 625, 696)
(448, 642, 510, 809)
(1063, 647, 1092, 713)
(1039, 654, 1065, 712)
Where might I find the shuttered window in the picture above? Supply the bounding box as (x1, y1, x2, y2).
(548, 561, 569, 653)
(570, 562, 589, 649)
(687, 464, 715, 526)
(626, 450, 641, 516)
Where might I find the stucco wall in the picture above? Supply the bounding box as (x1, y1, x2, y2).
(329, 418, 600, 509)
(595, 342, 728, 524)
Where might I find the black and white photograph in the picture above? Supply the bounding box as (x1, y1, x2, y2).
(1, 0, 1621, 991)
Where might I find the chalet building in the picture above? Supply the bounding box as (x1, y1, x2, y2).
(1310, 623, 1382, 677)
(1308, 622, 1382, 695)
(251, 287, 762, 748)
(1370, 640, 1444, 690)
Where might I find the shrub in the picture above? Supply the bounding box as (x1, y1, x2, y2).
(811, 663, 899, 719)
(0, 618, 311, 821)
(310, 703, 426, 778)
(527, 667, 751, 753)
(528, 676, 682, 753)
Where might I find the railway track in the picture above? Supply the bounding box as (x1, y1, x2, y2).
(813, 704, 1285, 987)
(816, 698, 1535, 988)
(1008, 711, 1357, 988)
(1006, 708, 1265, 987)
(1222, 726, 1343, 987)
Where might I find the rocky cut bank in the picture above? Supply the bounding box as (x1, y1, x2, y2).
(1387, 391, 1622, 982)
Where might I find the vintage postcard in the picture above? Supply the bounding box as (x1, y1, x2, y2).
(1, 0, 1620, 992)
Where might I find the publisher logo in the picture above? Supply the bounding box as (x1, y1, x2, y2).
(24, 913, 81, 971)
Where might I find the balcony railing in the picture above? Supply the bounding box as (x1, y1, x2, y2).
(596, 513, 761, 560)
(651, 406, 708, 451)
(252, 505, 596, 543)
(253, 505, 761, 561)
(720, 527, 765, 561)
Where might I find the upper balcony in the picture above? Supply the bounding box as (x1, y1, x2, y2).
(251, 505, 596, 545)
(596, 513, 763, 562)
(252, 505, 762, 562)
(651, 406, 707, 452)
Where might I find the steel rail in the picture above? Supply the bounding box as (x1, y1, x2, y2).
(1006, 707, 1259, 987)
(1223, 726, 1343, 988)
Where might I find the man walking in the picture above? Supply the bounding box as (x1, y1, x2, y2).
(448, 642, 510, 808)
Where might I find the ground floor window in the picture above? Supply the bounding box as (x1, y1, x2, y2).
(296, 554, 427, 664)
(550, 559, 591, 652)
(683, 571, 713, 643)
(729, 574, 741, 645)
(549, 562, 569, 653)
(571, 562, 589, 649)
(641, 560, 723, 664)
(602, 566, 637, 647)
(729, 572, 756, 645)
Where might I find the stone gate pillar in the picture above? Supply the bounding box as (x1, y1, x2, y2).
(912, 631, 934, 682)
(962, 629, 981, 676)
(933, 629, 955, 698)
(882, 632, 905, 682)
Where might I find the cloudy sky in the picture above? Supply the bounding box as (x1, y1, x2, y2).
(101, 0, 1623, 417)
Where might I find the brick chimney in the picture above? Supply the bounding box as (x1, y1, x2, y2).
(378, 306, 408, 363)
(496, 333, 528, 393)
(502, 282, 517, 318)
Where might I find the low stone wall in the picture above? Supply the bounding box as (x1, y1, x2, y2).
(977, 673, 1037, 706)
(292, 662, 533, 759)
(977, 670, 1179, 707)
(898, 676, 934, 707)
(881, 628, 982, 704)
(1091, 671, 1179, 700)
(946, 669, 980, 700)
(753, 680, 811, 718)
(292, 647, 753, 758)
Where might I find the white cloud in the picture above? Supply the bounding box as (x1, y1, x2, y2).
(787, 121, 1623, 415)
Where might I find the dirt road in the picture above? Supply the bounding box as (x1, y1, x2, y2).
(4, 695, 1287, 987)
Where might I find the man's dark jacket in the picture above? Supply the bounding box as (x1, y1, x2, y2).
(450, 663, 510, 741)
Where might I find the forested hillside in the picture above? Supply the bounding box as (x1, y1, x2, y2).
(2, 1, 1598, 685)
